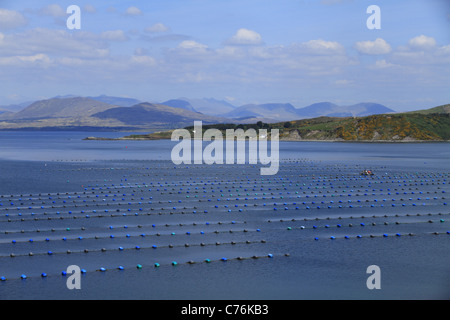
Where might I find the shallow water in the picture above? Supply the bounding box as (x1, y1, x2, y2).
(0, 132, 449, 300)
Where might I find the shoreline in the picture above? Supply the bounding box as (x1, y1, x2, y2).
(83, 136, 450, 143)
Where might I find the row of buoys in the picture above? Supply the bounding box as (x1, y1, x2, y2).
(313, 230, 450, 241)
(1, 220, 247, 235)
(285, 218, 445, 231)
(1, 171, 445, 197)
(2, 227, 263, 246)
(0, 252, 285, 281)
(7, 211, 445, 240)
(1, 239, 268, 259)
(1, 196, 445, 215)
(1, 191, 447, 216)
(1, 184, 445, 203)
(267, 211, 449, 223)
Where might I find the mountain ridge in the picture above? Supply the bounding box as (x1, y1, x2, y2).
(121, 104, 450, 142)
(0, 95, 415, 131)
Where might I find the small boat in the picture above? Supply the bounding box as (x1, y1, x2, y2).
(361, 169, 374, 176)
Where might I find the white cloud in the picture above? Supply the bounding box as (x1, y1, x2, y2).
(40, 4, 66, 17)
(100, 30, 128, 41)
(408, 35, 436, 50)
(0, 9, 27, 30)
(302, 39, 345, 54)
(0, 53, 51, 67)
(437, 44, 450, 55)
(0, 28, 110, 59)
(372, 59, 395, 69)
(130, 55, 156, 66)
(84, 4, 97, 14)
(227, 28, 263, 46)
(355, 38, 391, 55)
(125, 6, 142, 16)
(178, 40, 208, 51)
(145, 23, 170, 33)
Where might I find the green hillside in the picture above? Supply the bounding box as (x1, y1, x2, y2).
(126, 104, 450, 142)
(406, 104, 450, 115)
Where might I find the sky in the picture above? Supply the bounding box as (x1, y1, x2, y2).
(0, 0, 449, 111)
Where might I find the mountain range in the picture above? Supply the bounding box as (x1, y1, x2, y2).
(0, 95, 397, 131)
(222, 102, 394, 121)
(126, 103, 450, 142)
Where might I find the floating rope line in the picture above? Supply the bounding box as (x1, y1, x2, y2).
(267, 213, 450, 229)
(0, 252, 288, 282)
(312, 230, 450, 241)
(267, 211, 449, 223)
(1, 198, 448, 223)
(0, 220, 248, 235)
(283, 219, 446, 231)
(0, 227, 263, 247)
(1, 239, 268, 259)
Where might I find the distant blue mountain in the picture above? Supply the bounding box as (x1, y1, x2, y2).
(295, 102, 394, 118)
(161, 99, 197, 112)
(221, 101, 395, 121)
(88, 95, 142, 107)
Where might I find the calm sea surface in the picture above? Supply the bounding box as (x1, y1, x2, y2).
(0, 131, 449, 300)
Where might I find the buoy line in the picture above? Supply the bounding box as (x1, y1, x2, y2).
(0, 227, 263, 246)
(0, 172, 445, 201)
(0, 252, 287, 282)
(1, 191, 445, 212)
(266, 213, 450, 227)
(268, 212, 449, 224)
(281, 217, 446, 231)
(1, 220, 248, 235)
(0, 238, 268, 259)
(312, 230, 450, 241)
(1, 198, 448, 223)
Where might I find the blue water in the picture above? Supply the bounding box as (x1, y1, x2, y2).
(0, 132, 449, 300)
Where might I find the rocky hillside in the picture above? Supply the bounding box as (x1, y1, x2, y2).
(123, 104, 450, 142)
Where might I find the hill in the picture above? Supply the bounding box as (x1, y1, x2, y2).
(277, 113, 450, 141)
(223, 103, 298, 122)
(1, 97, 116, 120)
(221, 101, 395, 121)
(161, 99, 197, 112)
(170, 98, 236, 116)
(88, 95, 142, 107)
(295, 102, 394, 118)
(91, 102, 229, 127)
(405, 104, 450, 115)
(127, 104, 450, 142)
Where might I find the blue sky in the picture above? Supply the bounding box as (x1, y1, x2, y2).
(0, 0, 449, 111)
